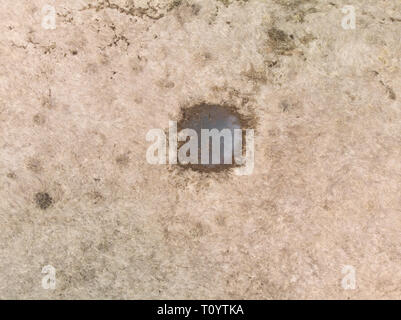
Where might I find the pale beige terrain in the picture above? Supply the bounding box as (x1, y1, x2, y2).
(0, 0, 400, 299)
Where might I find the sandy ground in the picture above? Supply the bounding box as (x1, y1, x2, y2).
(0, 0, 400, 299)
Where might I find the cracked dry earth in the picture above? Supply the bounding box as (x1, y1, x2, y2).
(0, 0, 401, 299)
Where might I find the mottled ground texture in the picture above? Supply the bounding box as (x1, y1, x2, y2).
(0, 0, 400, 299)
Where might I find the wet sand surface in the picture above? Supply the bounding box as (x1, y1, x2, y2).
(0, 0, 400, 299)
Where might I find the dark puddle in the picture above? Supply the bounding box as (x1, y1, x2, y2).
(176, 103, 250, 173)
